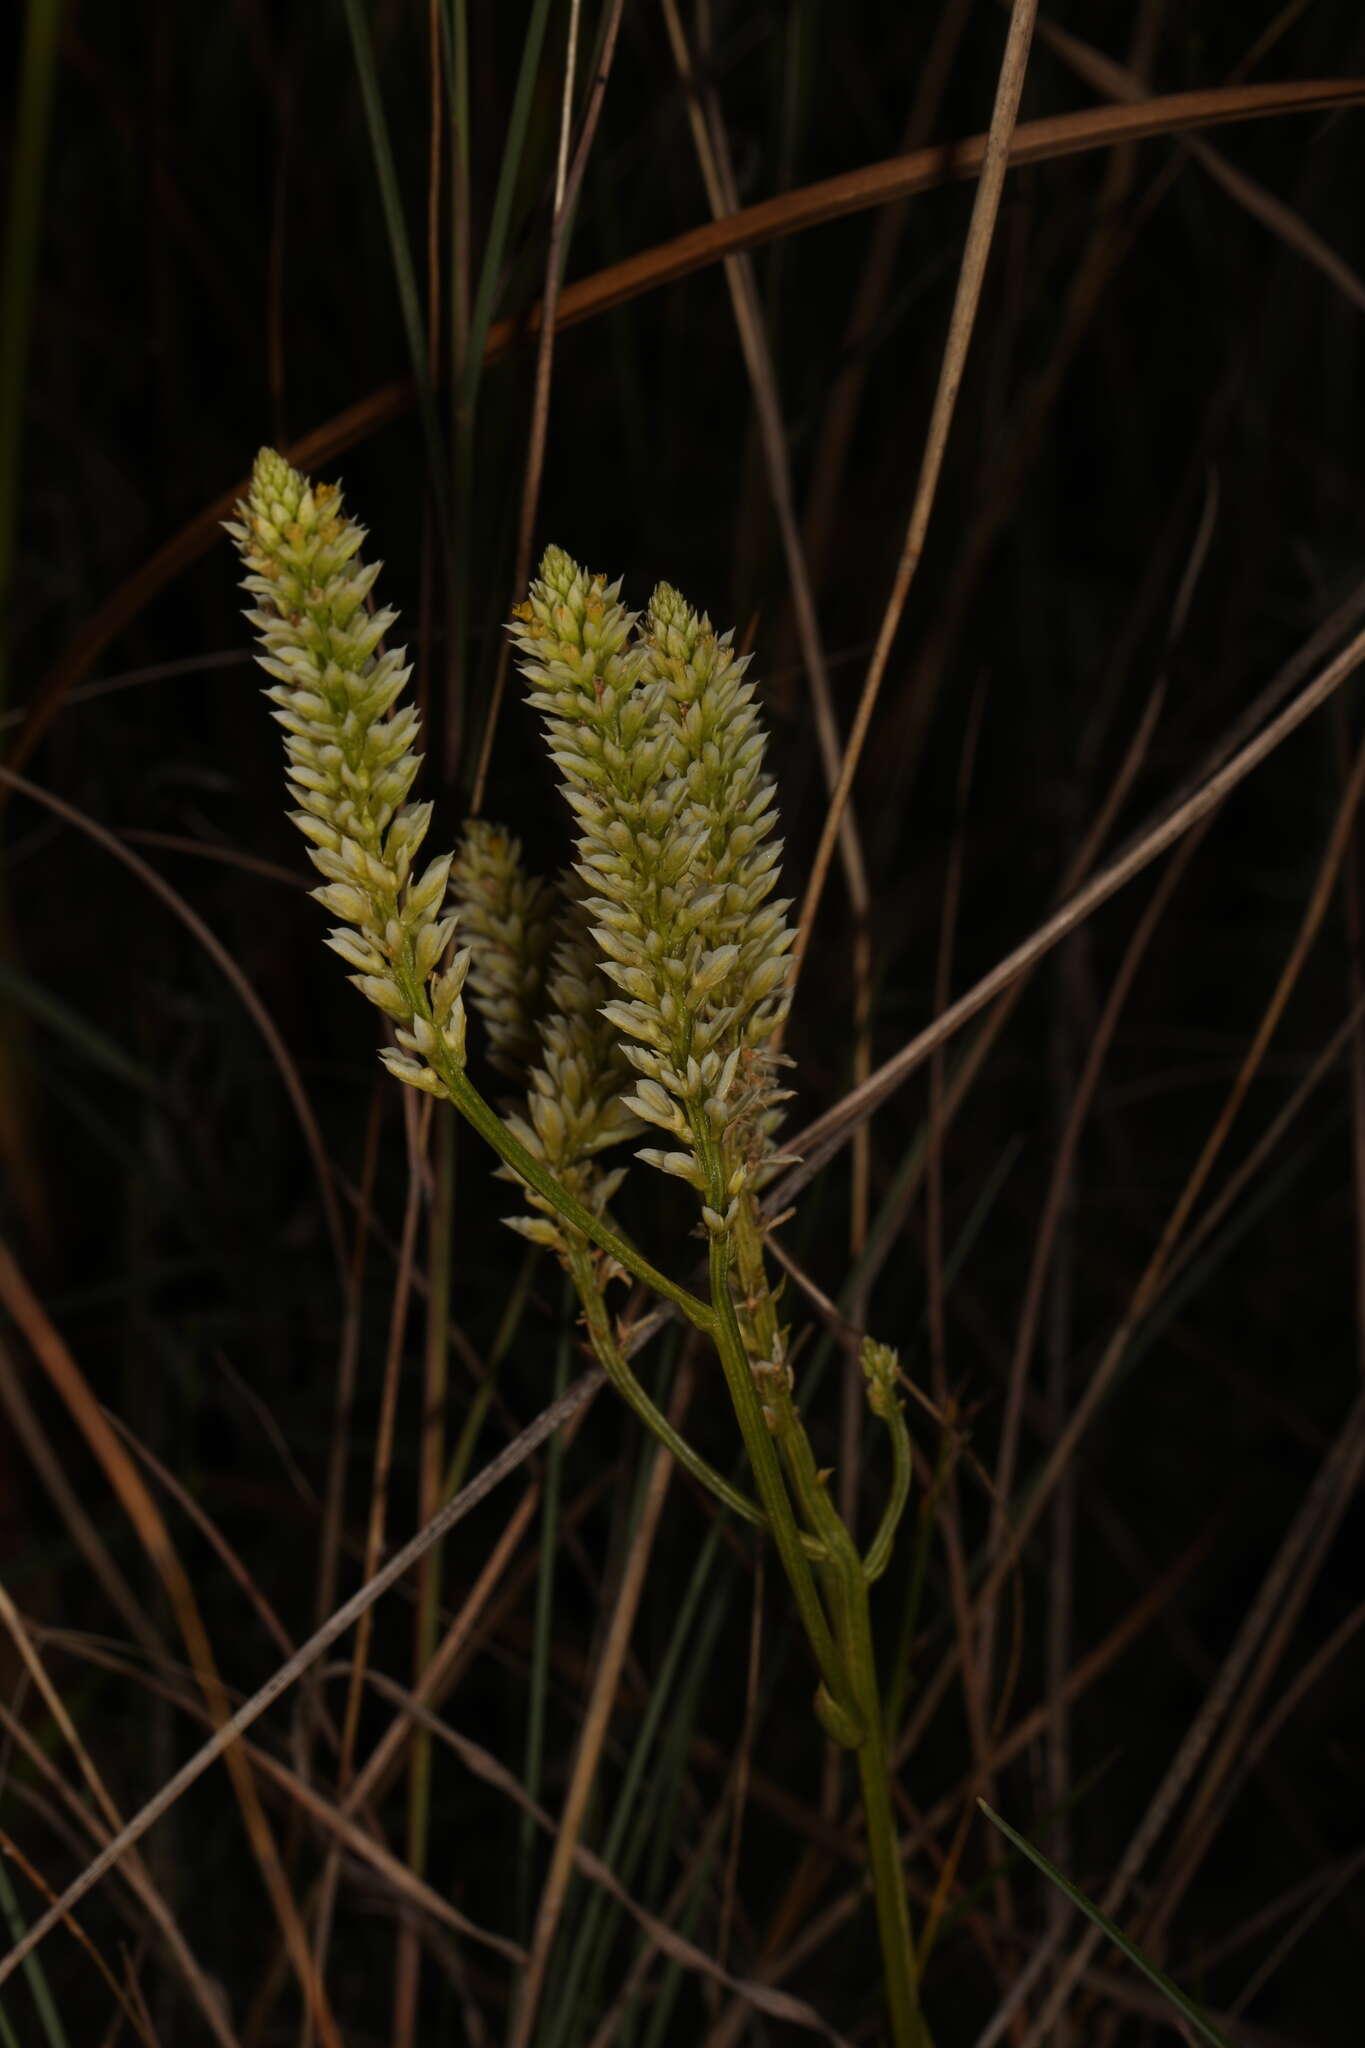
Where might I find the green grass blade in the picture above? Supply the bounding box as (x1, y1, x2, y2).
(0, 962, 159, 1095)
(339, 0, 450, 533)
(541, 1510, 734, 2046)
(0, 0, 64, 710)
(461, 0, 555, 421)
(519, 1293, 573, 1937)
(977, 1801, 1235, 2048)
(0, 1854, 71, 2048)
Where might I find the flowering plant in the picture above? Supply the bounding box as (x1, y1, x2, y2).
(229, 449, 930, 2048)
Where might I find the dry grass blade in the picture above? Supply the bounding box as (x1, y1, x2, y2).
(1042, 21, 1365, 318)
(4, 1638, 526, 1973)
(659, 0, 870, 929)
(769, 621, 1365, 1212)
(0, 1337, 162, 1662)
(349, 1670, 853, 2045)
(334, 1397, 617, 1828)
(987, 819, 1212, 1630)
(538, 78, 1365, 332)
(468, 0, 627, 812)
(0, 1829, 155, 2048)
(0, 763, 346, 1281)
(335, 1126, 426, 1787)
(0, 1368, 602, 1991)
(0, 1243, 340, 2046)
(967, 715, 1365, 1681)
(510, 1408, 680, 2047)
(104, 1412, 296, 1668)
(790, 0, 1040, 989)
(13, 78, 1361, 769)
(0, 1595, 238, 2047)
(998, 1388, 1365, 2048)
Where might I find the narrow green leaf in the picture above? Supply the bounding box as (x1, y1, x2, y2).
(0, 1855, 70, 2048)
(461, 0, 556, 419)
(0, 0, 64, 708)
(339, 0, 450, 533)
(518, 1292, 572, 1937)
(0, 962, 159, 1095)
(978, 1802, 1235, 2048)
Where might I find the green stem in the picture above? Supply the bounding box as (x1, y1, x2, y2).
(777, 1410, 927, 2045)
(441, 1066, 712, 1330)
(848, 1616, 930, 2048)
(441, 1050, 925, 2036)
(730, 1187, 928, 2045)
(862, 1390, 912, 1584)
(563, 1239, 826, 1554)
(702, 1213, 852, 1715)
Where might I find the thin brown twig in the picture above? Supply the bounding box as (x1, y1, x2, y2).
(889, 989, 1365, 1781)
(6, 1644, 526, 1973)
(332, 1402, 624, 1831)
(985, 822, 1210, 1634)
(926, 672, 993, 1804)
(787, 0, 975, 624)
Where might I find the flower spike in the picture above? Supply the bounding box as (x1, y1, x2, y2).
(226, 448, 466, 1097)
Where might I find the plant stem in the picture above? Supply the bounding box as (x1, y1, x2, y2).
(444, 1056, 926, 2037)
(730, 1188, 928, 2044)
(857, 1732, 929, 2041)
(563, 1239, 826, 1552)
(844, 1575, 932, 2048)
(698, 1195, 853, 1719)
(442, 1066, 711, 1329)
(863, 1385, 913, 1584)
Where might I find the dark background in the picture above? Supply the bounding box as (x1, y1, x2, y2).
(2, 4, 1364, 2044)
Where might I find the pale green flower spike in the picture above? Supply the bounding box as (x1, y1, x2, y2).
(635, 581, 796, 1179)
(507, 550, 796, 1220)
(449, 820, 641, 1247)
(499, 889, 642, 1251)
(449, 820, 557, 1081)
(225, 448, 469, 1099)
